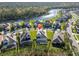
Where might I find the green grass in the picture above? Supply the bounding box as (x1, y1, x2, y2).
(71, 25, 77, 33)
(72, 29, 77, 33)
(74, 35, 79, 40)
(61, 22, 66, 30)
(0, 44, 73, 56)
(76, 35, 79, 40)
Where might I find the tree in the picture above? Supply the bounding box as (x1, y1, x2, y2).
(0, 25, 3, 32)
(18, 21, 25, 28)
(29, 29, 37, 53)
(61, 22, 66, 30)
(16, 32, 20, 54)
(46, 29, 54, 55)
(64, 32, 73, 56)
(9, 23, 15, 32)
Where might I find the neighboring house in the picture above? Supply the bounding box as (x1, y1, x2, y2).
(1, 33, 17, 50)
(52, 36, 65, 48)
(56, 14, 71, 23)
(76, 24, 79, 33)
(52, 22, 61, 31)
(52, 31, 65, 48)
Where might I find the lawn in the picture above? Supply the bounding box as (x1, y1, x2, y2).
(74, 35, 79, 40)
(0, 45, 69, 56)
(71, 25, 77, 33)
(72, 28, 77, 33)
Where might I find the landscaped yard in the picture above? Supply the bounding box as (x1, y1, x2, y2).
(0, 45, 71, 56)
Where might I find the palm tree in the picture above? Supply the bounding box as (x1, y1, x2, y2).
(46, 29, 54, 55)
(9, 23, 14, 32)
(16, 32, 20, 54)
(29, 29, 37, 54)
(18, 21, 25, 28)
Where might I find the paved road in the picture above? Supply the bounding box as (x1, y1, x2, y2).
(66, 14, 79, 51)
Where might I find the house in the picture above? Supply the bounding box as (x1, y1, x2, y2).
(52, 36, 65, 48)
(56, 14, 71, 23)
(76, 23, 79, 33)
(52, 22, 61, 31)
(52, 31, 65, 48)
(25, 22, 31, 28)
